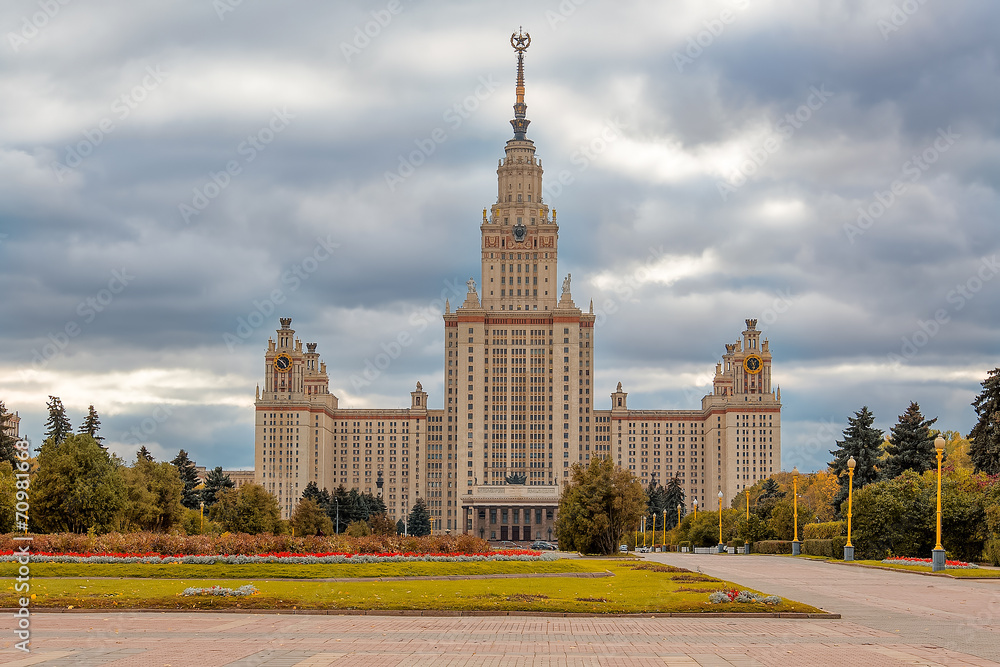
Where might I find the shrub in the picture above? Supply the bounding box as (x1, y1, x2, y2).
(802, 539, 834, 557)
(753, 540, 792, 554)
(831, 536, 848, 558)
(803, 521, 845, 540)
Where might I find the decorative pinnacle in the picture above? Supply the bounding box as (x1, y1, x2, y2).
(510, 28, 531, 140)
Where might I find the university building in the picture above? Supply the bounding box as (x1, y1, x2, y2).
(253, 31, 781, 537)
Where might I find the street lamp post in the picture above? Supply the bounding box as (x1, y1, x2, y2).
(693, 498, 698, 518)
(662, 509, 667, 550)
(200, 500, 204, 534)
(651, 513, 656, 550)
(744, 489, 751, 554)
(932, 435, 946, 571)
(844, 456, 856, 561)
(717, 490, 725, 553)
(334, 499, 339, 535)
(792, 467, 801, 556)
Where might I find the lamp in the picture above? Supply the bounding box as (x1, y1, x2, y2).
(844, 456, 856, 561)
(932, 436, 946, 571)
(792, 467, 801, 556)
(717, 490, 724, 553)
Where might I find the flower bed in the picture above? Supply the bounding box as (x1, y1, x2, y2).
(882, 556, 978, 569)
(0, 550, 553, 565)
(709, 588, 782, 605)
(182, 585, 258, 597)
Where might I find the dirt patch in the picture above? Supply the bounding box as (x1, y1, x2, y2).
(626, 563, 688, 573)
(506, 593, 549, 602)
(575, 597, 608, 603)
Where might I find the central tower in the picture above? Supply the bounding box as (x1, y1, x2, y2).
(480, 29, 559, 313)
(452, 30, 594, 542)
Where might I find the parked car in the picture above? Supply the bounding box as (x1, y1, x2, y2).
(637, 546, 650, 553)
(530, 541, 557, 550)
(494, 541, 519, 550)
(619, 544, 628, 553)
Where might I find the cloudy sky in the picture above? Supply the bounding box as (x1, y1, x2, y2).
(2, 0, 997, 473)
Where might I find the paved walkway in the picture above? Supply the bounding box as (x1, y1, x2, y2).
(0, 555, 996, 666)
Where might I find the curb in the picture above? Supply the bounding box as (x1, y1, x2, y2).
(0, 607, 839, 619)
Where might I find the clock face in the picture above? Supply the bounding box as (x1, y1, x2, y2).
(513, 223, 526, 242)
(273, 353, 292, 372)
(743, 354, 762, 375)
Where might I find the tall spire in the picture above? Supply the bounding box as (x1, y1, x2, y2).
(509, 28, 531, 140)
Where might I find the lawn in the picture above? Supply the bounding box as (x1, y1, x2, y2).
(0, 559, 597, 580)
(852, 560, 1000, 578)
(0, 561, 824, 614)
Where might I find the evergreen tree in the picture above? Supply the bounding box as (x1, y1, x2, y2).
(0, 401, 19, 468)
(170, 449, 202, 509)
(662, 475, 685, 530)
(78, 405, 104, 444)
(970, 368, 1000, 475)
(302, 481, 323, 504)
(396, 518, 406, 535)
(346, 488, 364, 523)
(644, 478, 668, 528)
(883, 402, 938, 479)
(43, 396, 72, 446)
(329, 484, 350, 532)
(137, 446, 154, 461)
(407, 497, 432, 536)
(202, 467, 234, 508)
(829, 406, 884, 513)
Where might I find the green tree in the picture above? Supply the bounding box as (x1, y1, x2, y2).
(883, 402, 938, 479)
(202, 467, 234, 508)
(43, 395, 72, 447)
(170, 449, 202, 509)
(31, 434, 127, 533)
(368, 512, 396, 535)
(120, 453, 185, 532)
(406, 497, 431, 536)
(290, 498, 333, 536)
(137, 446, 154, 461)
(829, 406, 884, 513)
(555, 457, 646, 555)
(644, 478, 668, 529)
(767, 498, 816, 541)
(0, 401, 19, 468)
(970, 368, 1000, 475)
(0, 462, 16, 533)
(662, 475, 685, 530)
(209, 483, 282, 534)
(78, 404, 104, 444)
(345, 519, 372, 537)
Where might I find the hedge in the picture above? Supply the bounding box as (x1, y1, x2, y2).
(803, 521, 846, 540)
(753, 540, 792, 554)
(803, 537, 849, 558)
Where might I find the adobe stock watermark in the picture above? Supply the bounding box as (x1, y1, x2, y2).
(592, 244, 667, 328)
(542, 117, 626, 201)
(179, 107, 295, 224)
(888, 255, 999, 364)
(12, 438, 32, 653)
(544, 0, 589, 31)
(877, 0, 929, 41)
(673, 0, 751, 73)
(7, 0, 73, 53)
(28, 268, 134, 370)
(224, 236, 340, 351)
(120, 405, 174, 447)
(384, 76, 500, 192)
(340, 0, 413, 62)
(51, 65, 168, 182)
(717, 85, 833, 202)
(844, 127, 959, 244)
(350, 277, 468, 390)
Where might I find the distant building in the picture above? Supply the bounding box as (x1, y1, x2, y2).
(253, 32, 781, 536)
(1, 409, 19, 441)
(195, 467, 255, 490)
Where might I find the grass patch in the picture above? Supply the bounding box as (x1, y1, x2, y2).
(0, 559, 598, 580)
(0, 561, 824, 614)
(852, 560, 1000, 578)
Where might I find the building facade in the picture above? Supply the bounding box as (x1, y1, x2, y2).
(254, 31, 781, 534)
